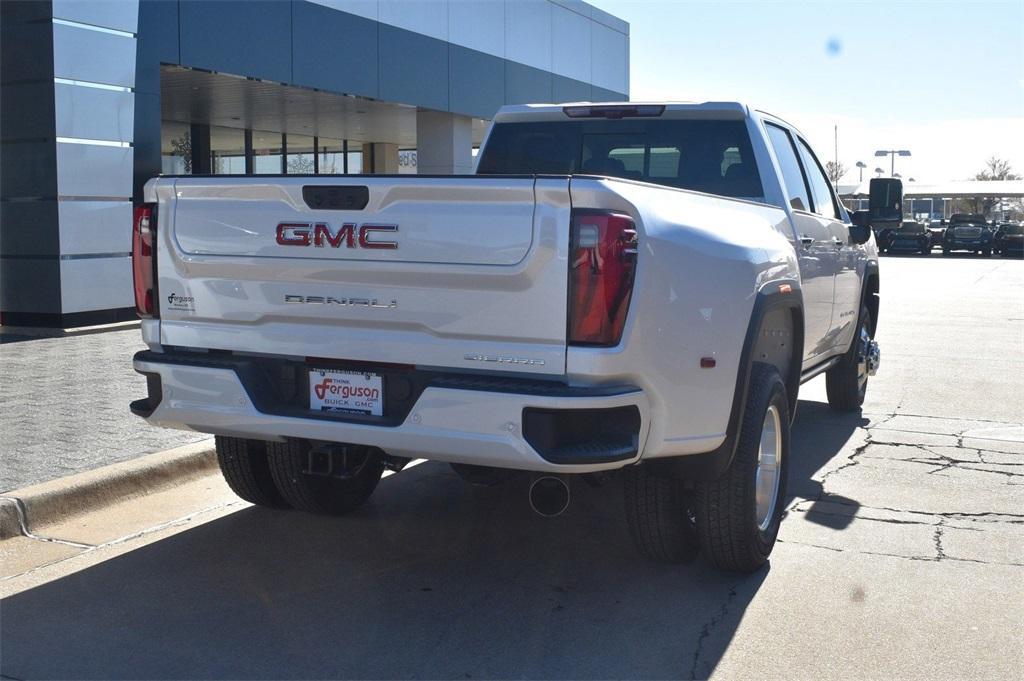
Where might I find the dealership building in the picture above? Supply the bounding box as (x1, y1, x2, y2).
(0, 0, 629, 327)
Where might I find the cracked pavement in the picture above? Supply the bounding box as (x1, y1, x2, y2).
(1, 256, 1022, 679)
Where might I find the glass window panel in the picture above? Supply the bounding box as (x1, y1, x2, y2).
(347, 149, 363, 174)
(796, 137, 840, 219)
(764, 124, 811, 212)
(210, 126, 245, 175)
(317, 138, 344, 174)
(253, 131, 283, 174)
(161, 121, 191, 174)
(286, 134, 315, 174)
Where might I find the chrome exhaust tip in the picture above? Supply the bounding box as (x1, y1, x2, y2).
(529, 476, 570, 517)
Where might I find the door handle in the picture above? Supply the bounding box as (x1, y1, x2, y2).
(832, 237, 844, 249)
(800, 235, 815, 247)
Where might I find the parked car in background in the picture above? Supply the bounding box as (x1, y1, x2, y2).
(885, 220, 931, 255)
(943, 214, 995, 256)
(994, 223, 1023, 257)
(926, 220, 946, 249)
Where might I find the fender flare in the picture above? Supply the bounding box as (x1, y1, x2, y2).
(650, 284, 804, 482)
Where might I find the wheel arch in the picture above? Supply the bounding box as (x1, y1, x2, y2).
(648, 283, 803, 482)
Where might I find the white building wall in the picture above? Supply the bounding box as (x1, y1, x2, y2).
(51, 0, 139, 314)
(309, 0, 630, 95)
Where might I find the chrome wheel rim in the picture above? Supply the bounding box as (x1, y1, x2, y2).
(755, 405, 783, 532)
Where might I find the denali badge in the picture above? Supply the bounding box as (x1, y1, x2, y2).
(284, 295, 397, 309)
(276, 222, 398, 249)
(464, 353, 546, 367)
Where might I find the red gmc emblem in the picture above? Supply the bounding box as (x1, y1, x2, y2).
(276, 222, 398, 249)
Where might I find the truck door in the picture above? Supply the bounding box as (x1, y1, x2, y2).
(794, 136, 858, 354)
(764, 123, 837, 363)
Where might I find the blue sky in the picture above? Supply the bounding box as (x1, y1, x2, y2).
(588, 0, 1024, 183)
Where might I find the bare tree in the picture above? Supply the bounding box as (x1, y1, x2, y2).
(825, 160, 848, 187)
(974, 156, 1021, 181)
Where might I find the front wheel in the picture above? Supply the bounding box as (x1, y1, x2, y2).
(982, 248, 992, 257)
(826, 304, 875, 411)
(694, 363, 790, 573)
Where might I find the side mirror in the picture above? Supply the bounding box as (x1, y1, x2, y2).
(850, 210, 871, 244)
(869, 178, 903, 224)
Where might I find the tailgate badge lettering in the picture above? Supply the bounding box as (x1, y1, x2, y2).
(276, 222, 398, 249)
(284, 295, 397, 309)
(464, 353, 546, 367)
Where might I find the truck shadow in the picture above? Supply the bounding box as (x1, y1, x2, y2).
(1, 399, 861, 680)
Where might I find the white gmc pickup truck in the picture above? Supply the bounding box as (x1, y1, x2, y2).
(131, 102, 897, 573)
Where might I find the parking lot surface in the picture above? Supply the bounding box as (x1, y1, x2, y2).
(1, 255, 1022, 679)
(0, 325, 209, 492)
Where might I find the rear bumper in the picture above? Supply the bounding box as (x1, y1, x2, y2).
(133, 351, 649, 474)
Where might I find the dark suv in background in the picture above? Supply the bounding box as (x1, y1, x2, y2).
(994, 223, 1023, 257)
(943, 213, 995, 256)
(884, 220, 932, 255)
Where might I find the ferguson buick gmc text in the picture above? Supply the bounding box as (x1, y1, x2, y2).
(130, 102, 894, 572)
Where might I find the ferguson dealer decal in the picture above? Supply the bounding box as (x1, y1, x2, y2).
(166, 293, 195, 312)
(276, 222, 398, 249)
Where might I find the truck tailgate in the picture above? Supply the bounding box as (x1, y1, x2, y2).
(154, 176, 571, 376)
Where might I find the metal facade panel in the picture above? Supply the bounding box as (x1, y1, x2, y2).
(449, 45, 504, 120)
(56, 142, 133, 198)
(57, 201, 133, 255)
(52, 22, 137, 87)
(52, 0, 139, 33)
(179, 0, 292, 83)
(292, 1, 379, 99)
(378, 24, 448, 111)
(551, 3, 591, 83)
(55, 83, 135, 143)
(505, 60, 553, 105)
(59, 256, 133, 313)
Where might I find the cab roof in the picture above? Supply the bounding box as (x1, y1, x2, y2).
(492, 101, 753, 123)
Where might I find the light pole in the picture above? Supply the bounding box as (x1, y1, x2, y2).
(874, 149, 911, 176)
(874, 167, 884, 177)
(856, 161, 867, 181)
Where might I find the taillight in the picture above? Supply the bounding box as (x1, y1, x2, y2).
(568, 211, 638, 346)
(132, 204, 157, 317)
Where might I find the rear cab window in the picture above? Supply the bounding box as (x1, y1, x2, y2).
(477, 119, 765, 201)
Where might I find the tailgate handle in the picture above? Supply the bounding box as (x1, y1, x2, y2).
(302, 186, 369, 211)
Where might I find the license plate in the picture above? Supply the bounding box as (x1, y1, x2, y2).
(309, 369, 384, 416)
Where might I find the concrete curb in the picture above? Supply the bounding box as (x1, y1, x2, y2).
(0, 441, 217, 540)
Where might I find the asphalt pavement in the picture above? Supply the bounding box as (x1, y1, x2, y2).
(1, 253, 1021, 679)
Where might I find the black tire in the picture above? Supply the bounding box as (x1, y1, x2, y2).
(982, 248, 992, 257)
(942, 248, 950, 256)
(268, 440, 384, 515)
(825, 304, 873, 412)
(623, 465, 699, 563)
(215, 436, 289, 508)
(694, 363, 790, 573)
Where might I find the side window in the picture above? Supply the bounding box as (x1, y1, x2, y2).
(796, 138, 840, 220)
(765, 124, 811, 212)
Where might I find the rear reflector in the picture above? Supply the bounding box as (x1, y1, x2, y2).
(568, 211, 638, 346)
(132, 204, 157, 317)
(563, 105, 665, 119)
